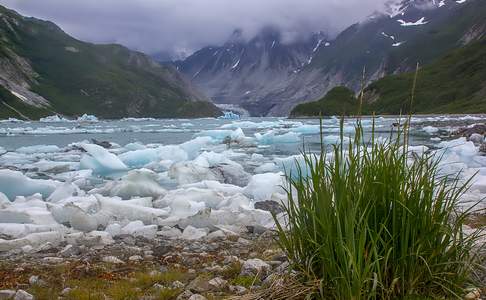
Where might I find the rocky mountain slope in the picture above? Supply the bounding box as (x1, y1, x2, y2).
(177, 0, 486, 116)
(0, 5, 220, 120)
(174, 28, 329, 116)
(290, 39, 486, 116)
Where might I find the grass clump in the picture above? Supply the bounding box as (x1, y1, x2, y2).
(274, 118, 483, 299)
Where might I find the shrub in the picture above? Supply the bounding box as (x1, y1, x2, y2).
(274, 118, 483, 299)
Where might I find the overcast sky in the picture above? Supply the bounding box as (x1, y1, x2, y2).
(0, 0, 389, 58)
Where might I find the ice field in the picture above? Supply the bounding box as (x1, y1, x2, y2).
(1, 115, 486, 252)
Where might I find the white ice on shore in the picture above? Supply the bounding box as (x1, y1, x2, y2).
(0, 169, 60, 200)
(2, 116, 486, 251)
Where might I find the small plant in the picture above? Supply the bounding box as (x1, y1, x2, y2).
(274, 117, 483, 299)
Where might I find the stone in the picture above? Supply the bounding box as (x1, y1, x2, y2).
(464, 288, 481, 300)
(42, 257, 64, 264)
(455, 124, 486, 138)
(208, 277, 228, 291)
(14, 290, 33, 300)
(102, 256, 125, 264)
(241, 259, 271, 278)
(223, 255, 240, 264)
(254, 200, 284, 215)
(229, 285, 247, 295)
(128, 255, 143, 262)
(59, 244, 79, 257)
(172, 281, 185, 289)
(188, 295, 207, 300)
(469, 133, 484, 144)
(246, 225, 267, 234)
(0, 290, 16, 299)
(187, 276, 212, 293)
(61, 288, 72, 295)
(153, 244, 171, 257)
(28, 275, 45, 286)
(181, 226, 209, 240)
(176, 290, 193, 300)
(153, 283, 165, 290)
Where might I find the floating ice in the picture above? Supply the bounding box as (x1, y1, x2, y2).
(0, 169, 60, 200)
(423, 126, 439, 134)
(16, 145, 61, 154)
(0, 231, 64, 252)
(77, 114, 98, 122)
(255, 131, 301, 144)
(79, 143, 128, 175)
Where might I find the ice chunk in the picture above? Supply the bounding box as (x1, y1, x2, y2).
(92, 169, 166, 199)
(423, 126, 439, 134)
(118, 148, 160, 168)
(254, 162, 278, 173)
(0, 231, 64, 252)
(79, 143, 128, 175)
(77, 114, 98, 122)
(97, 195, 169, 224)
(255, 131, 301, 144)
(162, 188, 225, 212)
(0, 169, 60, 200)
(169, 162, 220, 185)
(244, 173, 285, 201)
(0, 192, 10, 208)
(48, 183, 84, 203)
(123, 142, 146, 151)
(0, 223, 63, 239)
(182, 180, 244, 196)
(197, 128, 247, 142)
(16, 145, 60, 154)
(181, 225, 209, 240)
(180, 136, 214, 159)
(65, 231, 114, 247)
(121, 221, 157, 239)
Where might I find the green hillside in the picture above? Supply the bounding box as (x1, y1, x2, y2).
(291, 40, 486, 116)
(290, 87, 359, 117)
(0, 5, 220, 119)
(364, 40, 486, 114)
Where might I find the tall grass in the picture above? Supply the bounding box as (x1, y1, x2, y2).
(274, 117, 483, 299)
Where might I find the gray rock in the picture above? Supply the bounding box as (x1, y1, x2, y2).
(153, 244, 171, 257)
(59, 244, 78, 257)
(187, 276, 212, 293)
(176, 290, 193, 300)
(14, 290, 33, 300)
(241, 258, 271, 278)
(172, 281, 185, 289)
(0, 290, 16, 300)
(229, 285, 247, 295)
(208, 277, 228, 291)
(469, 133, 484, 144)
(254, 200, 284, 215)
(188, 295, 207, 300)
(102, 256, 125, 264)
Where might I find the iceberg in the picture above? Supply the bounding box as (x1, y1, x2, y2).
(79, 143, 128, 175)
(0, 169, 60, 200)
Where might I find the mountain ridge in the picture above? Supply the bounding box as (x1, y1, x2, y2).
(0, 5, 221, 119)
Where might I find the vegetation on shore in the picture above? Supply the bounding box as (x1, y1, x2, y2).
(273, 112, 484, 299)
(290, 86, 358, 117)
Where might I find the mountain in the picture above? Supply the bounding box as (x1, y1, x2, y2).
(0, 5, 220, 120)
(177, 0, 486, 116)
(290, 40, 486, 116)
(174, 28, 329, 116)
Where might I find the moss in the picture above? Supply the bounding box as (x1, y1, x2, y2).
(230, 275, 260, 288)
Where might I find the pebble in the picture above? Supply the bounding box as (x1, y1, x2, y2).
(188, 295, 207, 300)
(14, 290, 33, 300)
(102, 256, 125, 264)
(42, 257, 64, 264)
(208, 277, 228, 291)
(0, 290, 16, 299)
(128, 255, 143, 262)
(241, 258, 271, 278)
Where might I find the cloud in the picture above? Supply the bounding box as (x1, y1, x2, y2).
(0, 0, 389, 57)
